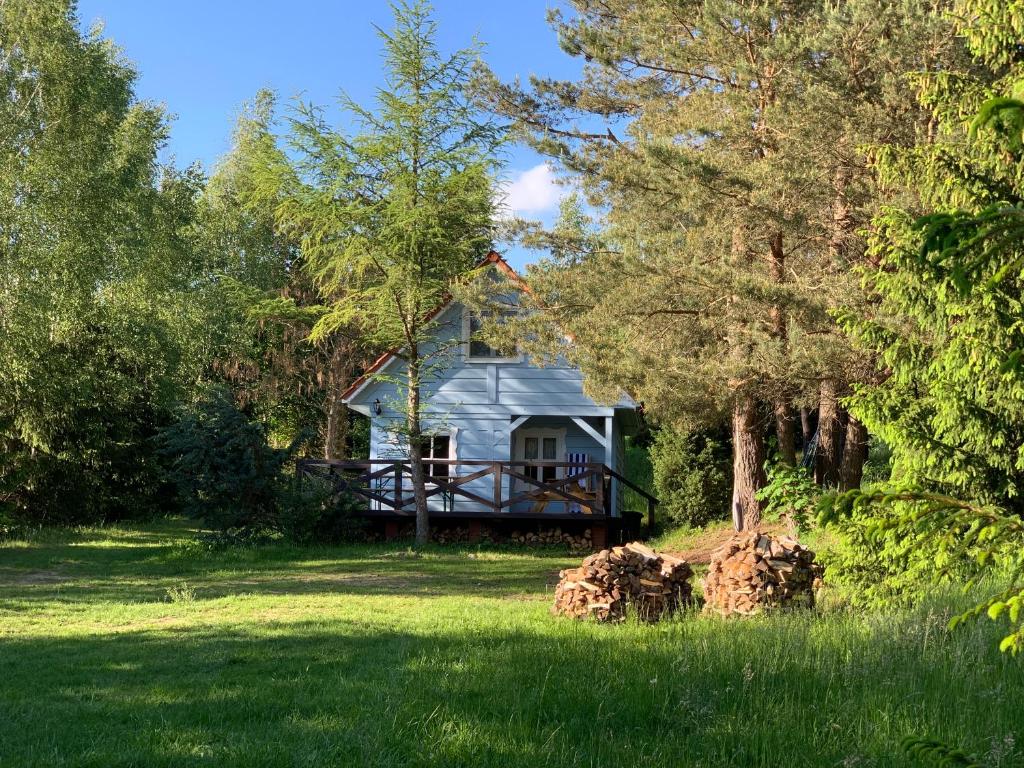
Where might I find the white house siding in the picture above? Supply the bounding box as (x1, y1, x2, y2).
(351, 301, 634, 515)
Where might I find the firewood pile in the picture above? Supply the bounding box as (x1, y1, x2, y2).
(552, 542, 693, 622)
(432, 526, 494, 545)
(509, 527, 592, 552)
(393, 523, 592, 551)
(702, 531, 823, 616)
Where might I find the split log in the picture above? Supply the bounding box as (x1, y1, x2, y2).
(702, 530, 823, 617)
(552, 541, 694, 623)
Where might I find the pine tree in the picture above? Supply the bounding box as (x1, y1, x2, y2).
(477, 0, 958, 526)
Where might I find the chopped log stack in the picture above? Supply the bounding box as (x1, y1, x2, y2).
(552, 541, 693, 622)
(509, 527, 592, 552)
(394, 523, 593, 551)
(702, 530, 823, 616)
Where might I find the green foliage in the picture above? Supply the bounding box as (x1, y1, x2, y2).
(244, 1, 502, 541)
(824, 1, 1024, 651)
(902, 736, 983, 768)
(158, 388, 304, 535)
(650, 427, 730, 528)
(621, 438, 654, 515)
(276, 481, 369, 545)
(757, 464, 819, 533)
(0, 2, 224, 525)
(821, 488, 1024, 652)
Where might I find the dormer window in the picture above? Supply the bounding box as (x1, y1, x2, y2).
(464, 309, 520, 362)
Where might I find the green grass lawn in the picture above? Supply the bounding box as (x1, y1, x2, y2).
(1, 520, 1021, 767)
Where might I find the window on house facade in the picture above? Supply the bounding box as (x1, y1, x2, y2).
(425, 434, 451, 479)
(524, 435, 558, 483)
(466, 310, 518, 360)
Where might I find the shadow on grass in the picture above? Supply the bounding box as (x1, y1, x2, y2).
(3, 613, 1020, 768)
(0, 532, 574, 608)
(2, 523, 1022, 767)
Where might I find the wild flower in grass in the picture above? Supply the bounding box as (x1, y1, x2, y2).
(165, 581, 196, 604)
(987, 733, 1017, 767)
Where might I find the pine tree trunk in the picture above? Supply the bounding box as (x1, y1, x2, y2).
(766, 231, 796, 466)
(406, 358, 430, 545)
(323, 343, 353, 460)
(324, 391, 348, 460)
(731, 394, 767, 531)
(800, 408, 816, 447)
(774, 399, 797, 466)
(839, 415, 869, 490)
(815, 379, 843, 487)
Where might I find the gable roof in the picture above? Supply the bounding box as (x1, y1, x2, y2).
(341, 250, 525, 403)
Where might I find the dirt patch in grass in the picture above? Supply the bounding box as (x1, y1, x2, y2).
(9, 569, 67, 586)
(664, 522, 789, 565)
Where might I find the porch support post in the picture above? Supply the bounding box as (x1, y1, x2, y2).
(605, 416, 616, 518)
(509, 415, 530, 432)
(571, 416, 608, 448)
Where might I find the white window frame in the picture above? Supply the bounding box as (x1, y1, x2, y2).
(423, 429, 457, 483)
(462, 309, 522, 364)
(513, 427, 566, 488)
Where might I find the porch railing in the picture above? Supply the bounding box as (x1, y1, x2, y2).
(296, 458, 658, 527)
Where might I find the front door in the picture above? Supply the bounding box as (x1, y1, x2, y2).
(514, 429, 564, 488)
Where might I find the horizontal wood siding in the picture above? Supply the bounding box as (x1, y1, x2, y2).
(353, 300, 634, 514)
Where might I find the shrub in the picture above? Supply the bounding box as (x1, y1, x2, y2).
(277, 480, 368, 544)
(158, 387, 302, 536)
(757, 463, 819, 534)
(650, 426, 731, 528)
(159, 387, 368, 544)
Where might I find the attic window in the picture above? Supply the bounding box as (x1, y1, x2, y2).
(466, 310, 518, 360)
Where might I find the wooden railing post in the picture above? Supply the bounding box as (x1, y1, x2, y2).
(493, 462, 502, 511)
(596, 469, 605, 516)
(393, 461, 403, 511)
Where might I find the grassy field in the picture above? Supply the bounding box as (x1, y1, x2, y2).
(1, 520, 1021, 768)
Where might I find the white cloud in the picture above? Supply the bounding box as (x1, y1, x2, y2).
(498, 163, 564, 219)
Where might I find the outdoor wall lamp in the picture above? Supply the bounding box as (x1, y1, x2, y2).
(373, 398, 382, 415)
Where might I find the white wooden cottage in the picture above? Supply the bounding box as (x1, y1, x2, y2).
(305, 252, 654, 543)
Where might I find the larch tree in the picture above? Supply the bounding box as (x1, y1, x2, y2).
(199, 94, 373, 460)
(249, 1, 501, 544)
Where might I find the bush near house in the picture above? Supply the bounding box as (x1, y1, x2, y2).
(650, 427, 731, 528)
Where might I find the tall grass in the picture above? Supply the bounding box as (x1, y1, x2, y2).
(0, 520, 1020, 767)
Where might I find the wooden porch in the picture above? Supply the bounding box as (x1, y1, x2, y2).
(296, 458, 657, 529)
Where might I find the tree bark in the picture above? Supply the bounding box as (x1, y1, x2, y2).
(731, 394, 767, 531)
(839, 415, 869, 490)
(815, 379, 843, 487)
(323, 340, 354, 460)
(800, 408, 816, 447)
(406, 356, 430, 545)
(765, 230, 796, 466)
(773, 399, 797, 466)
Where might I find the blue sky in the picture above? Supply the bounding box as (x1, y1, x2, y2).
(75, 1, 582, 270)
